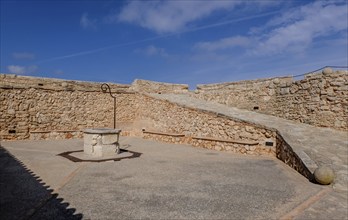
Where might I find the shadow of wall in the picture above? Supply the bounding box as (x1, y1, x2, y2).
(0, 145, 82, 220)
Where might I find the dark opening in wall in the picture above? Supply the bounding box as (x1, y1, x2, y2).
(38, 83, 44, 86)
(8, 130, 16, 134)
(253, 106, 259, 110)
(265, 141, 274, 147)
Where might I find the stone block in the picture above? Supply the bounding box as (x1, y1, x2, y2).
(83, 133, 96, 154)
(93, 144, 120, 157)
(322, 67, 333, 75)
(102, 133, 119, 144)
(314, 166, 335, 185)
(280, 88, 289, 95)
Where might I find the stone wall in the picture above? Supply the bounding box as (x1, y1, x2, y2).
(194, 76, 292, 114)
(0, 74, 320, 182)
(0, 74, 138, 140)
(0, 74, 277, 157)
(276, 132, 313, 181)
(192, 69, 348, 130)
(130, 79, 189, 94)
(274, 70, 347, 129)
(136, 94, 277, 156)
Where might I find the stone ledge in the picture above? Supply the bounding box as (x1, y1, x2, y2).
(192, 136, 259, 145)
(142, 130, 185, 137)
(30, 130, 81, 133)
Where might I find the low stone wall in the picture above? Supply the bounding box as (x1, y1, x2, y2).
(138, 94, 277, 156)
(192, 69, 348, 130)
(276, 132, 314, 181)
(130, 79, 189, 94)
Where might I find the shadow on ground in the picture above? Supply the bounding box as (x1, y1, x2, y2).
(0, 145, 82, 220)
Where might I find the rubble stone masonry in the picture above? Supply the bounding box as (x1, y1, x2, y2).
(192, 69, 348, 130)
(1, 71, 343, 181)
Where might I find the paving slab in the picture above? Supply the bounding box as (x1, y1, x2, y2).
(149, 93, 348, 192)
(2, 137, 342, 219)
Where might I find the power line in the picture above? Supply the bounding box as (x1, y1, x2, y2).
(293, 66, 348, 77)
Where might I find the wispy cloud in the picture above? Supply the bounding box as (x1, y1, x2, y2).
(117, 1, 238, 33)
(12, 52, 35, 60)
(7, 65, 38, 74)
(251, 1, 348, 55)
(135, 45, 168, 57)
(80, 12, 97, 30)
(194, 36, 251, 51)
(195, 1, 347, 56)
(37, 11, 278, 64)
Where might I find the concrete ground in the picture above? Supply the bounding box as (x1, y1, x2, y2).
(1, 137, 347, 219)
(151, 93, 348, 192)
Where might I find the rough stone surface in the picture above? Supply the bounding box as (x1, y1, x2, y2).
(131, 79, 189, 94)
(322, 67, 333, 75)
(83, 130, 121, 157)
(192, 71, 348, 131)
(314, 166, 335, 185)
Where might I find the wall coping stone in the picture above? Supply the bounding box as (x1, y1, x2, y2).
(142, 130, 185, 137)
(30, 130, 81, 133)
(192, 136, 259, 145)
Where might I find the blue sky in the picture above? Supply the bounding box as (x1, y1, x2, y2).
(1, 0, 347, 88)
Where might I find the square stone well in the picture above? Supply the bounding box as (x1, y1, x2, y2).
(84, 128, 121, 157)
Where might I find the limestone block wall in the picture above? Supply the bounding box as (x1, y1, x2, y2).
(136, 94, 277, 156)
(192, 70, 348, 130)
(130, 79, 189, 94)
(193, 76, 292, 114)
(274, 70, 348, 129)
(0, 74, 138, 140)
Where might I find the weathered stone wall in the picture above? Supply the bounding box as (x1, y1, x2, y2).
(274, 70, 347, 129)
(276, 132, 313, 181)
(136, 94, 277, 156)
(0, 74, 138, 140)
(130, 79, 189, 94)
(192, 69, 348, 130)
(194, 76, 292, 114)
(0, 74, 322, 182)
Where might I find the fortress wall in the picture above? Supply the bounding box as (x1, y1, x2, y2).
(0, 74, 277, 157)
(194, 76, 292, 115)
(135, 94, 277, 156)
(0, 74, 138, 140)
(274, 70, 348, 130)
(130, 79, 189, 94)
(1, 68, 346, 142)
(192, 70, 348, 130)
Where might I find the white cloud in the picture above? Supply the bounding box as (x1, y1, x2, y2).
(12, 52, 35, 60)
(252, 1, 348, 55)
(7, 65, 38, 75)
(7, 65, 25, 74)
(198, 1, 348, 56)
(117, 1, 238, 33)
(80, 12, 97, 29)
(136, 45, 168, 57)
(194, 36, 251, 51)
